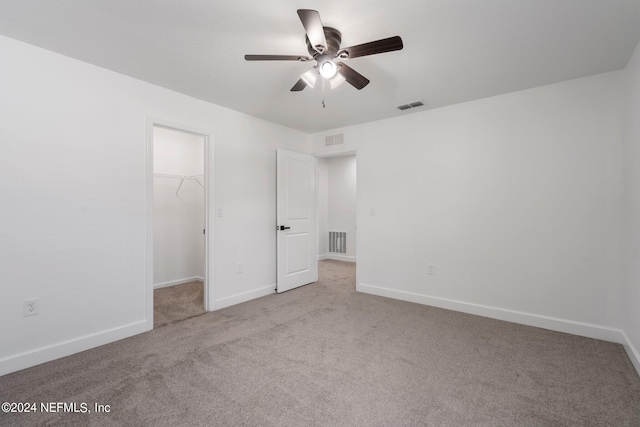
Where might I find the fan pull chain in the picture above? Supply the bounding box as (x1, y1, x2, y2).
(322, 78, 326, 108)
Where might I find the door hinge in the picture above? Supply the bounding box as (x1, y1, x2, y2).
(203, 229, 206, 234)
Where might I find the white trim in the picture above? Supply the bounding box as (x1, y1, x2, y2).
(153, 276, 204, 289)
(319, 253, 356, 263)
(146, 120, 154, 331)
(146, 117, 215, 331)
(214, 285, 275, 310)
(0, 320, 147, 376)
(622, 331, 640, 376)
(204, 133, 215, 312)
(358, 283, 626, 344)
(312, 145, 357, 158)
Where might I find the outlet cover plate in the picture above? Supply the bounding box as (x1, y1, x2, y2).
(24, 298, 39, 317)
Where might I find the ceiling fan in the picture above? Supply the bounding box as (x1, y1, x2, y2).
(245, 9, 403, 92)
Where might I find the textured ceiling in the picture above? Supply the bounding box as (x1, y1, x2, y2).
(1, 0, 639, 133)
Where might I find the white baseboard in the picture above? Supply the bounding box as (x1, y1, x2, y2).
(318, 253, 356, 263)
(0, 320, 147, 377)
(622, 331, 640, 376)
(214, 284, 275, 310)
(154, 276, 204, 289)
(358, 283, 626, 345)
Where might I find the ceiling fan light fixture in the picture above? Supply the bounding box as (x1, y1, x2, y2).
(301, 68, 318, 88)
(319, 60, 337, 79)
(330, 72, 346, 89)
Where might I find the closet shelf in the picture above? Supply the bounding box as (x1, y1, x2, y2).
(154, 173, 205, 195)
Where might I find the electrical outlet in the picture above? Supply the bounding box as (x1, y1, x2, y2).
(236, 263, 243, 274)
(23, 298, 39, 317)
(370, 208, 376, 217)
(427, 264, 435, 275)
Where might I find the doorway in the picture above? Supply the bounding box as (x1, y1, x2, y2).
(146, 120, 213, 329)
(317, 153, 357, 264)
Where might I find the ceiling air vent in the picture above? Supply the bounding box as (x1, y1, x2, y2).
(325, 133, 344, 146)
(397, 100, 425, 111)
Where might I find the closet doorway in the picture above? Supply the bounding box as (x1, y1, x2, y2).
(148, 123, 211, 328)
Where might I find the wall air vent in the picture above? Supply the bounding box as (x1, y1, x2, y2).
(397, 100, 425, 111)
(329, 231, 347, 254)
(325, 133, 344, 146)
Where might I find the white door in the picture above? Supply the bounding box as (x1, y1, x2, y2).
(276, 149, 318, 293)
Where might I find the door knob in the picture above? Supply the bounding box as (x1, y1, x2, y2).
(278, 225, 291, 231)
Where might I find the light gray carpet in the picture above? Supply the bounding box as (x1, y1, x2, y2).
(1, 260, 639, 426)
(154, 281, 205, 328)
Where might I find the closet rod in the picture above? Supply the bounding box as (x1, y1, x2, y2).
(153, 173, 204, 180)
(154, 173, 205, 195)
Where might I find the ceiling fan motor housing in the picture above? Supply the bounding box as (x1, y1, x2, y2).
(306, 27, 342, 56)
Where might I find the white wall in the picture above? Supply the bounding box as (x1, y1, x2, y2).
(312, 70, 626, 343)
(318, 155, 357, 261)
(0, 35, 309, 375)
(153, 127, 205, 287)
(622, 40, 640, 373)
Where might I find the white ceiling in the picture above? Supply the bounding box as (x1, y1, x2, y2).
(1, 0, 639, 134)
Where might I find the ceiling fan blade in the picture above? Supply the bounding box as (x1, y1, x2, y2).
(245, 54, 311, 61)
(291, 78, 308, 92)
(337, 63, 370, 90)
(341, 36, 403, 59)
(297, 9, 327, 53)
